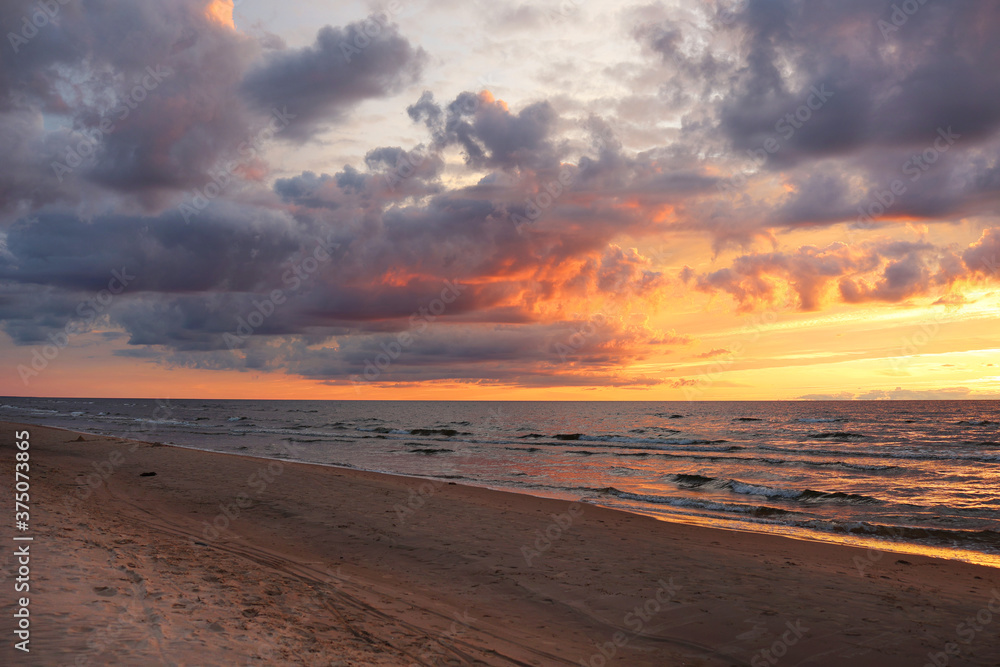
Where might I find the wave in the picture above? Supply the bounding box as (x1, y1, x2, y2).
(807, 431, 867, 439)
(759, 444, 1000, 464)
(591, 489, 998, 550)
(0, 404, 60, 414)
(670, 473, 715, 487)
(796, 417, 848, 423)
(408, 428, 471, 437)
(664, 474, 879, 504)
(809, 460, 899, 472)
(583, 434, 728, 446)
(543, 433, 734, 450)
(609, 450, 874, 467)
(795, 520, 1000, 549)
(596, 487, 794, 517)
(957, 420, 998, 426)
(733, 417, 763, 422)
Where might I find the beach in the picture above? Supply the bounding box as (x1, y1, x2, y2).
(3, 422, 1000, 666)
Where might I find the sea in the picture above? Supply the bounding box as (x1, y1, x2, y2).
(4, 398, 999, 567)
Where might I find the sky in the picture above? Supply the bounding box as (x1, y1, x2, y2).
(0, 0, 998, 400)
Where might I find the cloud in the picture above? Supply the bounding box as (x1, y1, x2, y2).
(797, 392, 855, 400)
(408, 90, 559, 171)
(0, 0, 271, 210)
(0, 123, 688, 380)
(962, 228, 1000, 277)
(853, 386, 977, 400)
(799, 387, 989, 400)
(124, 313, 679, 388)
(0, 4, 429, 213)
(691, 236, 995, 311)
(6, 0, 1000, 392)
(241, 19, 425, 141)
(716, 1, 1000, 164)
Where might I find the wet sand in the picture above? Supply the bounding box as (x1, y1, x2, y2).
(2, 421, 999, 666)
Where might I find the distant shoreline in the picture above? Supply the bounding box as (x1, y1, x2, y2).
(4, 396, 1000, 401)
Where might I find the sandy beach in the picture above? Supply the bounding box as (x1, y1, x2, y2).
(3, 421, 999, 666)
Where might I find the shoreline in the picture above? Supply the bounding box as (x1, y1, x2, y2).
(39, 418, 1000, 571)
(4, 420, 1000, 665)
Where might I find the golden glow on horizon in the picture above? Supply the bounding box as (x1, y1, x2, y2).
(1, 217, 996, 400)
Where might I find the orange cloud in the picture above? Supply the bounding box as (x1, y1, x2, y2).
(204, 0, 235, 30)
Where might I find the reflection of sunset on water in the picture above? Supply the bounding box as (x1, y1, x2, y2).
(8, 397, 999, 569)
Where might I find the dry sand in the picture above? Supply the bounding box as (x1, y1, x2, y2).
(1, 421, 999, 666)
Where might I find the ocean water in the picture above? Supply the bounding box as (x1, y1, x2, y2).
(4, 398, 999, 566)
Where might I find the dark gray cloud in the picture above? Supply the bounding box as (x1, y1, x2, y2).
(0, 0, 261, 209)
(241, 20, 425, 141)
(274, 171, 339, 209)
(408, 91, 560, 171)
(716, 0, 1000, 163)
(0, 205, 303, 294)
(0, 158, 676, 377)
(0, 3, 427, 214)
(144, 314, 679, 388)
(621, 0, 1000, 245)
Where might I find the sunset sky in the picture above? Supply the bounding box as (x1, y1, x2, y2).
(1, 0, 998, 400)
